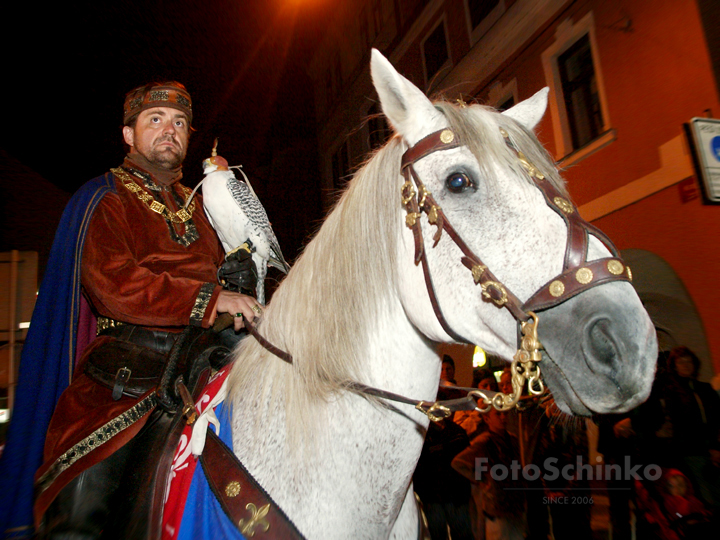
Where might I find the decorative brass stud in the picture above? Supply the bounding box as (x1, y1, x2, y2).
(400, 179, 416, 205)
(517, 151, 545, 180)
(439, 129, 455, 144)
(471, 264, 488, 284)
(225, 481, 242, 498)
(549, 280, 565, 297)
(553, 197, 574, 214)
(405, 212, 420, 227)
(607, 260, 624, 275)
(418, 185, 429, 208)
(626, 266, 633, 281)
(576, 268, 593, 284)
(481, 281, 508, 307)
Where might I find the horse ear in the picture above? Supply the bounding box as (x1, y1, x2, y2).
(370, 49, 445, 145)
(501, 87, 549, 131)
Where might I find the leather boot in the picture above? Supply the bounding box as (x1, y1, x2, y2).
(36, 440, 135, 540)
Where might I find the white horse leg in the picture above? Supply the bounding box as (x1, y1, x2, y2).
(389, 485, 419, 540)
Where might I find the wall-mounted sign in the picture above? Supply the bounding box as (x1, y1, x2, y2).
(685, 117, 720, 204)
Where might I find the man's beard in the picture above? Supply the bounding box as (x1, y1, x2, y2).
(147, 138, 186, 169)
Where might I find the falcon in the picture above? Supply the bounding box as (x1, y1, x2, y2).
(200, 140, 290, 303)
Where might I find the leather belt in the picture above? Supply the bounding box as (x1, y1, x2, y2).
(100, 324, 180, 354)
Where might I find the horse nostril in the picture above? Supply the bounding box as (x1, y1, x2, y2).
(584, 318, 621, 376)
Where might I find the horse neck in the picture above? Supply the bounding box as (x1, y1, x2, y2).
(228, 285, 439, 538)
(227, 143, 444, 536)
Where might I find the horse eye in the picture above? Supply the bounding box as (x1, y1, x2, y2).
(446, 172, 474, 193)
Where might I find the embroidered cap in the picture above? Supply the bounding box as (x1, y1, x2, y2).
(123, 81, 193, 125)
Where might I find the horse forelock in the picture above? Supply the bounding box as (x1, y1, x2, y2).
(227, 138, 406, 441)
(434, 101, 568, 197)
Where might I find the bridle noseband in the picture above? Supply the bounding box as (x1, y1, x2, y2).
(400, 126, 633, 411)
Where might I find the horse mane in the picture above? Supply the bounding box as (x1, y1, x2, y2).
(227, 136, 405, 439)
(226, 99, 567, 441)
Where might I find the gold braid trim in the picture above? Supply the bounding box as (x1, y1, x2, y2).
(35, 393, 158, 496)
(96, 316, 125, 335)
(190, 282, 216, 327)
(112, 167, 195, 223)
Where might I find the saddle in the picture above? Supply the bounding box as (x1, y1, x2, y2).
(43, 321, 306, 539)
(87, 325, 233, 539)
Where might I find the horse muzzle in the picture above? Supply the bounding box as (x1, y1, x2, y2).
(538, 282, 657, 415)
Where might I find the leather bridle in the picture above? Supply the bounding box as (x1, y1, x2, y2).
(399, 126, 633, 412)
(243, 124, 634, 420)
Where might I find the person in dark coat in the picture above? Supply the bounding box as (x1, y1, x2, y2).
(415, 416, 473, 540)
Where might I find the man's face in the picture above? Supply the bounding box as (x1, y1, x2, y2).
(486, 409, 506, 434)
(123, 107, 190, 169)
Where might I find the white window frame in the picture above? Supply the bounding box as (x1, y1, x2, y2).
(541, 12, 615, 166)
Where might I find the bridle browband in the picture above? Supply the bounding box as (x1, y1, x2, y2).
(242, 124, 634, 420)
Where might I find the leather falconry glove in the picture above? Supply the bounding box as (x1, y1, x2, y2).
(217, 243, 258, 297)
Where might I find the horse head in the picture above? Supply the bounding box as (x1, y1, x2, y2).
(371, 49, 657, 415)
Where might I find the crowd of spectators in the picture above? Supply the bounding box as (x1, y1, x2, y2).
(414, 346, 720, 539)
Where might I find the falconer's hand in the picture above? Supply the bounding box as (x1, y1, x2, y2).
(215, 290, 264, 332)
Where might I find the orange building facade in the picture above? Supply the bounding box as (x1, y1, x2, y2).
(309, 0, 720, 379)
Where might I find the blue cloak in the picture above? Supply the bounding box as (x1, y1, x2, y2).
(0, 173, 115, 539)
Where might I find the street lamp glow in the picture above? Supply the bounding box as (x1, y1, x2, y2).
(472, 346, 487, 368)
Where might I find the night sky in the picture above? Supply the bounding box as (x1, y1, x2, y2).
(1, 0, 329, 193)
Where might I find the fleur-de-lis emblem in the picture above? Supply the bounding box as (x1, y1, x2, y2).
(238, 503, 270, 537)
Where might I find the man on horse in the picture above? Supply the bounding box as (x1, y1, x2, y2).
(0, 81, 261, 539)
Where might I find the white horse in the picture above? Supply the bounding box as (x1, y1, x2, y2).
(223, 50, 657, 539)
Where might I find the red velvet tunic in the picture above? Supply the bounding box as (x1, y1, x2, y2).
(81, 161, 225, 329)
(34, 162, 227, 523)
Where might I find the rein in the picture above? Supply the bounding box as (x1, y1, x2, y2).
(242, 125, 633, 420)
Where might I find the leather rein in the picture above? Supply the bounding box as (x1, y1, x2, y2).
(242, 126, 633, 421)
